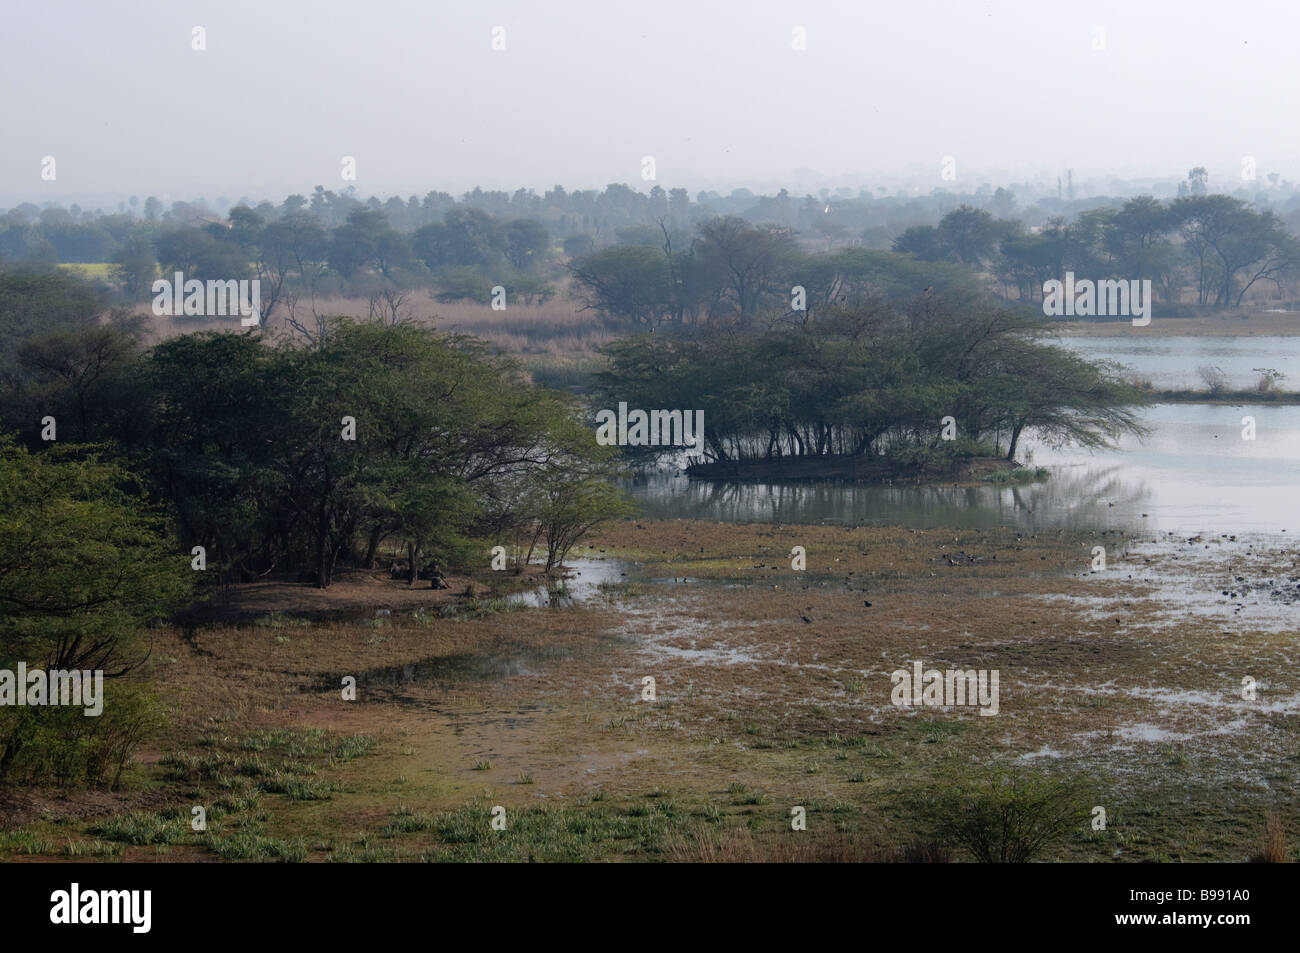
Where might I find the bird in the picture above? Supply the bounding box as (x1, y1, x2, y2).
(800, 615, 812, 624)
(863, 600, 872, 607)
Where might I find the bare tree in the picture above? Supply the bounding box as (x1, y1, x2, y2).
(367, 289, 412, 326)
(284, 291, 328, 347)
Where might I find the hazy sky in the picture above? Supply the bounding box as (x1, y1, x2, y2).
(5, 0, 1300, 206)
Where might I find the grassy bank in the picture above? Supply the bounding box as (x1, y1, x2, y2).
(1, 520, 1295, 862)
(1151, 389, 1300, 404)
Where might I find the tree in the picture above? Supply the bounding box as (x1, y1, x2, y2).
(155, 226, 248, 282)
(0, 268, 106, 374)
(933, 205, 1003, 268)
(695, 216, 797, 316)
(413, 208, 505, 270)
(1173, 196, 1297, 307)
(328, 208, 409, 279)
(892, 225, 944, 260)
(111, 234, 159, 298)
(0, 439, 190, 784)
(228, 206, 291, 327)
(569, 245, 671, 325)
(595, 295, 1147, 468)
(13, 315, 144, 443)
(502, 218, 550, 271)
(0, 439, 191, 675)
(563, 234, 595, 258)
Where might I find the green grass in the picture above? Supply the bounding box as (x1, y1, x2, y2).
(204, 829, 307, 862)
(91, 809, 189, 846)
(7, 727, 381, 862)
(985, 466, 1051, 485)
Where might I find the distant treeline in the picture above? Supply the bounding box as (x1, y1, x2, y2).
(5, 172, 1300, 318)
(896, 197, 1300, 310)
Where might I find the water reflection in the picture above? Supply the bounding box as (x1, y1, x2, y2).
(505, 557, 628, 607)
(627, 404, 1300, 536)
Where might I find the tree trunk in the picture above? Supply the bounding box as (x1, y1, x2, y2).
(363, 524, 384, 569)
(407, 541, 421, 586)
(1006, 422, 1024, 462)
(315, 501, 330, 589)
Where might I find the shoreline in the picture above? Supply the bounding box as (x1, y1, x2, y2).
(683, 454, 1039, 486)
(1150, 390, 1300, 404)
(1052, 311, 1300, 336)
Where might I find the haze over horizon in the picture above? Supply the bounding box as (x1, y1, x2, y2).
(5, 0, 1300, 207)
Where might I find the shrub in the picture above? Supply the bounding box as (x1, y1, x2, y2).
(0, 683, 167, 788)
(906, 765, 1092, 863)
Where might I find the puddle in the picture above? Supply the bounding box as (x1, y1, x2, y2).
(505, 557, 630, 607)
(1034, 534, 1300, 633)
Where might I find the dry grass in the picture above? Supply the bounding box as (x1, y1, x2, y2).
(138, 285, 616, 387)
(6, 519, 1298, 862)
(661, 829, 953, 863)
(1254, 810, 1289, 863)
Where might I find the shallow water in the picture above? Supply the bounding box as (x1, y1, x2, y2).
(1058, 334, 1300, 391)
(505, 557, 629, 607)
(626, 402, 1300, 536)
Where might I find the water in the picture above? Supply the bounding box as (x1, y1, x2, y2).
(626, 402, 1300, 536)
(505, 557, 629, 607)
(1057, 335, 1300, 391)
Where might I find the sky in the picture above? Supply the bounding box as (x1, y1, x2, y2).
(4, 0, 1300, 207)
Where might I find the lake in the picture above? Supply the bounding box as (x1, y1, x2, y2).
(625, 335, 1300, 536)
(1058, 334, 1300, 390)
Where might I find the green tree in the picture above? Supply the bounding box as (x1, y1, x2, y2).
(569, 244, 672, 326)
(0, 439, 188, 784)
(502, 218, 550, 271)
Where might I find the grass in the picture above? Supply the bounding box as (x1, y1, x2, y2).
(985, 466, 1051, 485)
(5, 518, 1296, 864)
(1154, 388, 1300, 404)
(597, 580, 643, 600)
(63, 839, 125, 857)
(401, 802, 675, 862)
(204, 829, 308, 862)
(1254, 810, 1289, 862)
(0, 829, 57, 854)
(91, 810, 190, 846)
(4, 727, 379, 861)
(661, 829, 953, 863)
(438, 597, 522, 620)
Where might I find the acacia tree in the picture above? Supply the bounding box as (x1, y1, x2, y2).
(695, 215, 797, 317)
(521, 412, 631, 571)
(595, 296, 1148, 467)
(0, 439, 192, 677)
(569, 245, 672, 326)
(0, 440, 190, 785)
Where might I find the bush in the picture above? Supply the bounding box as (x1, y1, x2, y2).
(906, 765, 1092, 863)
(0, 683, 167, 788)
(1253, 367, 1286, 394)
(883, 436, 987, 472)
(1197, 364, 1229, 396)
